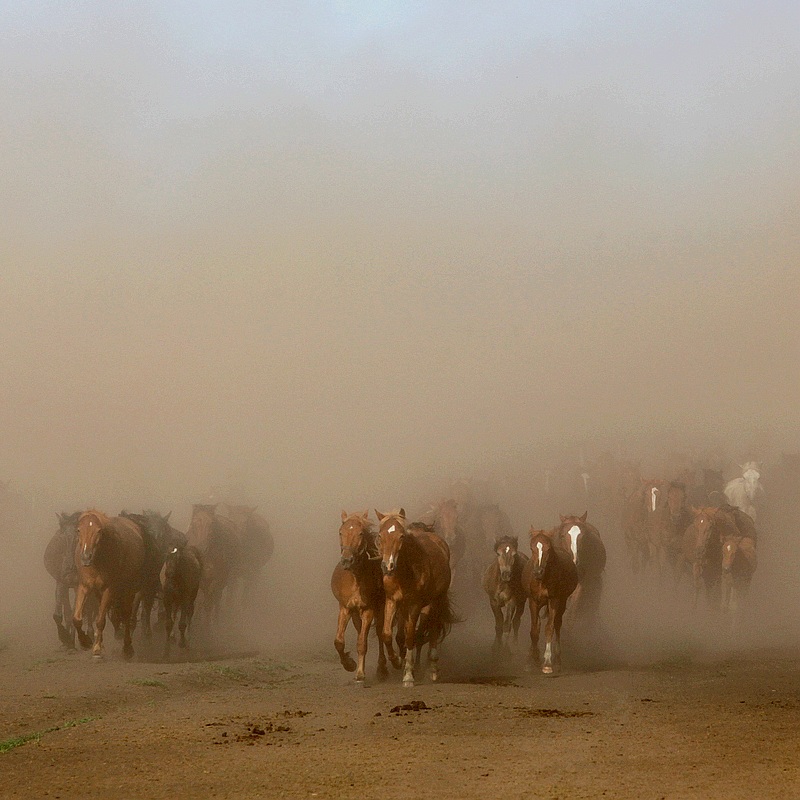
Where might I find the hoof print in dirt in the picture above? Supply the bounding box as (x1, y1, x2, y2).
(389, 700, 430, 716)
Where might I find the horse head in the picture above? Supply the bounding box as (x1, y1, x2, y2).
(641, 479, 666, 514)
(375, 508, 407, 576)
(435, 499, 459, 543)
(740, 464, 762, 501)
(187, 504, 217, 549)
(556, 512, 588, 564)
(57, 511, 81, 538)
(77, 509, 110, 567)
(493, 535, 518, 582)
(529, 528, 553, 580)
(338, 510, 372, 569)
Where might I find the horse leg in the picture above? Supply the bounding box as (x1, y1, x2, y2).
(415, 606, 431, 670)
(527, 599, 541, 670)
(381, 599, 402, 670)
(141, 588, 155, 640)
(93, 588, 113, 657)
(427, 603, 443, 683)
(490, 598, 504, 654)
(402, 606, 420, 688)
(72, 584, 93, 650)
(163, 591, 174, 659)
(355, 608, 373, 683)
(178, 599, 191, 649)
(375, 605, 389, 680)
(542, 601, 556, 675)
(119, 591, 136, 659)
(54, 583, 73, 648)
(511, 597, 525, 649)
(551, 599, 567, 673)
(334, 606, 356, 672)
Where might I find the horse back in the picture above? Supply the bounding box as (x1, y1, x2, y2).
(577, 527, 606, 578)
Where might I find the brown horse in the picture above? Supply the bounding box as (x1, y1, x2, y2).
(72, 510, 146, 658)
(622, 480, 666, 576)
(429, 499, 466, 581)
(186, 504, 241, 624)
(481, 535, 528, 653)
(330, 510, 388, 683)
(660, 482, 694, 582)
(376, 509, 454, 687)
(43, 511, 82, 647)
(217, 503, 274, 606)
(552, 512, 606, 620)
(522, 529, 578, 674)
(162, 542, 203, 658)
(685, 506, 756, 623)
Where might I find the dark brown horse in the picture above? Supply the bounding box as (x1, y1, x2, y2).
(217, 503, 274, 606)
(376, 509, 454, 687)
(622, 480, 666, 576)
(481, 535, 528, 653)
(330, 510, 388, 683)
(43, 511, 82, 647)
(162, 541, 203, 658)
(552, 512, 607, 620)
(186, 504, 241, 624)
(72, 510, 146, 658)
(522, 529, 578, 674)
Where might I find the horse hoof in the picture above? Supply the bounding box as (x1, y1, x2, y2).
(403, 679, 415, 688)
(542, 665, 553, 675)
(355, 675, 365, 684)
(123, 646, 134, 660)
(343, 658, 357, 673)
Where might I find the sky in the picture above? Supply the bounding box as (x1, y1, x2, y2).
(1, 1, 798, 513)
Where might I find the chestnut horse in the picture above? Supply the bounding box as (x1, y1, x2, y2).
(330, 510, 388, 683)
(522, 529, 578, 674)
(481, 535, 528, 653)
(622, 480, 667, 577)
(430, 499, 466, 581)
(186, 504, 241, 624)
(376, 509, 454, 687)
(43, 511, 82, 647)
(72, 510, 146, 658)
(552, 512, 606, 620)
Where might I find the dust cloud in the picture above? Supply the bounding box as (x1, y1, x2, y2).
(1, 3, 799, 666)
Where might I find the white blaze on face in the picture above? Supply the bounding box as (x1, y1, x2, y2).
(567, 525, 580, 562)
(387, 525, 396, 533)
(536, 541, 543, 567)
(650, 486, 659, 512)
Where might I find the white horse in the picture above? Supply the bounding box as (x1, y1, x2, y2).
(724, 462, 763, 521)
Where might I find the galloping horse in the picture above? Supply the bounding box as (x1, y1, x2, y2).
(430, 499, 466, 581)
(162, 541, 203, 658)
(661, 482, 694, 582)
(482, 535, 528, 653)
(330, 510, 387, 683)
(43, 512, 82, 647)
(622, 480, 666, 576)
(522, 529, 578, 674)
(552, 513, 606, 620)
(720, 522, 757, 629)
(376, 509, 454, 687)
(217, 503, 274, 606)
(724, 462, 764, 522)
(186, 504, 241, 624)
(72, 510, 146, 658)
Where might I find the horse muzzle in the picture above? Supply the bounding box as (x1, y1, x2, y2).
(381, 560, 395, 576)
(500, 569, 512, 582)
(80, 549, 95, 567)
(340, 554, 354, 570)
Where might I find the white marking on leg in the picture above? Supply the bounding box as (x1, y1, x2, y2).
(544, 642, 552, 666)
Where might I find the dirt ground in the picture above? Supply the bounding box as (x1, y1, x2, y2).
(2, 614, 800, 800)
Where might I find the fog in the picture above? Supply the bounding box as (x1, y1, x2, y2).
(1, 3, 799, 661)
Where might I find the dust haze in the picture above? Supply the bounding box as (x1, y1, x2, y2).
(1, 3, 799, 664)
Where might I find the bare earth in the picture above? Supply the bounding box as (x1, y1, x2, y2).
(2, 627, 799, 800)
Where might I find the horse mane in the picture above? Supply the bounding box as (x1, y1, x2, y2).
(494, 534, 518, 549)
(408, 521, 435, 534)
(80, 509, 111, 528)
(342, 512, 373, 534)
(379, 510, 407, 527)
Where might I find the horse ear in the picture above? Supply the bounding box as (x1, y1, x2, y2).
(399, 508, 406, 518)
(341, 510, 348, 522)
(362, 509, 369, 520)
(375, 509, 386, 522)
(579, 511, 588, 523)
(165, 511, 172, 522)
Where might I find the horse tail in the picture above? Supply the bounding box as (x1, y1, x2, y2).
(434, 591, 461, 643)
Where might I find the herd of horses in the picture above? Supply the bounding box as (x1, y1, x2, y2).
(331, 462, 764, 687)
(43, 504, 273, 659)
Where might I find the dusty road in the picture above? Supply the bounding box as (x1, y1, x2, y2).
(2, 621, 799, 800)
